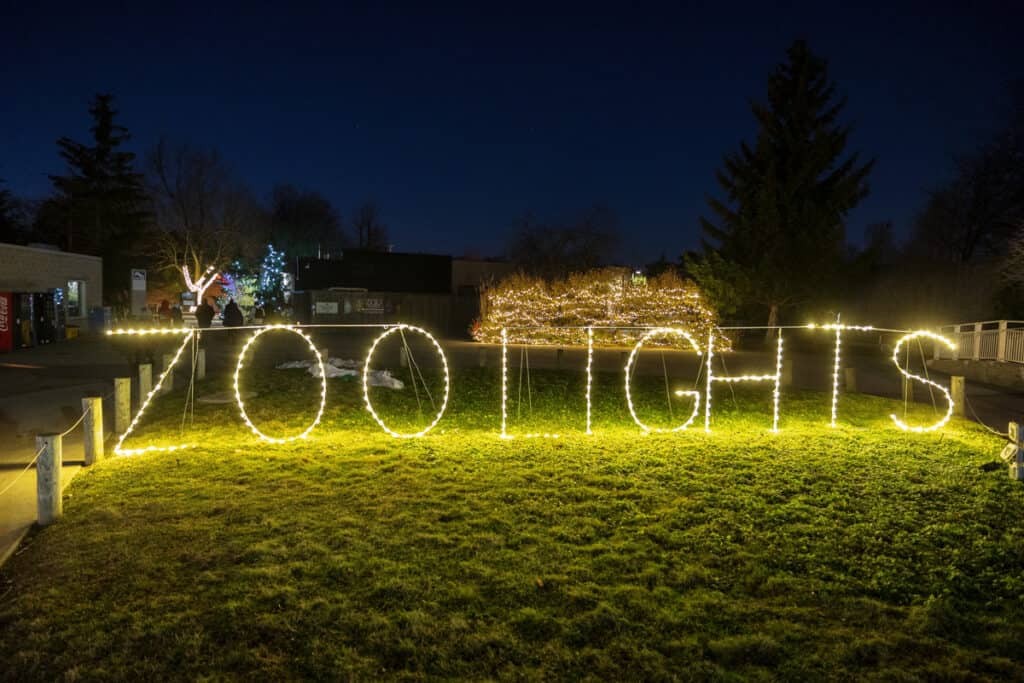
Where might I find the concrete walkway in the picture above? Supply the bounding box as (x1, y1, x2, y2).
(1, 342, 119, 567)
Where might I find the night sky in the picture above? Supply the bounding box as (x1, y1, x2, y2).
(2, 2, 1021, 265)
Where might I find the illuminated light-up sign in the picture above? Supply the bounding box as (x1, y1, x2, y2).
(624, 327, 703, 433)
(362, 324, 450, 438)
(889, 331, 955, 432)
(234, 325, 327, 442)
(106, 322, 956, 453)
(114, 331, 196, 456)
(705, 330, 783, 433)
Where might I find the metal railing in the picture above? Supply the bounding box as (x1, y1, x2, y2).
(935, 320, 1024, 363)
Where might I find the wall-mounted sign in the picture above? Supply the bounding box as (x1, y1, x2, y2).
(0, 292, 11, 353)
(315, 301, 339, 315)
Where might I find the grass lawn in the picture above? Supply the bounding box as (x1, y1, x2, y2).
(1, 353, 1023, 680)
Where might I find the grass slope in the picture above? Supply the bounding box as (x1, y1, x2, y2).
(1, 364, 1022, 681)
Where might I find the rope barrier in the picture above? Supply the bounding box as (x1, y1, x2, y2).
(964, 394, 1010, 439)
(0, 388, 116, 500)
(0, 445, 45, 499)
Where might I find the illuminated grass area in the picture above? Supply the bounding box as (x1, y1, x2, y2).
(1, 367, 1023, 680)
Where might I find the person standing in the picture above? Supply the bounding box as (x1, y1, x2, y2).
(195, 297, 215, 329)
(223, 298, 243, 327)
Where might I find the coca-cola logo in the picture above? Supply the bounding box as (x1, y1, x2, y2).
(0, 295, 8, 333)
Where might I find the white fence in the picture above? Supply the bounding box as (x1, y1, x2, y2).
(935, 320, 1024, 364)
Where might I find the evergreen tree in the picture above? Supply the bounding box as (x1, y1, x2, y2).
(255, 244, 287, 315)
(0, 180, 28, 243)
(697, 41, 874, 329)
(46, 94, 151, 302)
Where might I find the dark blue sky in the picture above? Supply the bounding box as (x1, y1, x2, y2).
(2, 1, 1021, 265)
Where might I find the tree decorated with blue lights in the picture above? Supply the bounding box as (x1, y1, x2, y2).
(255, 244, 288, 314)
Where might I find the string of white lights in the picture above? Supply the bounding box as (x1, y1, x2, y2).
(108, 328, 193, 336)
(363, 324, 450, 438)
(772, 332, 783, 433)
(183, 265, 219, 309)
(705, 330, 714, 433)
(890, 330, 955, 432)
(624, 327, 703, 433)
(235, 325, 327, 443)
(585, 326, 594, 434)
(830, 326, 842, 428)
(114, 331, 195, 456)
(704, 329, 783, 433)
(500, 328, 510, 438)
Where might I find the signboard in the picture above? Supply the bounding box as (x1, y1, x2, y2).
(0, 292, 11, 353)
(108, 322, 960, 455)
(315, 301, 339, 315)
(361, 297, 384, 314)
(131, 269, 147, 318)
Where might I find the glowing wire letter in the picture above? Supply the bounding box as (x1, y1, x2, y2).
(585, 326, 594, 434)
(363, 324, 450, 438)
(114, 330, 195, 456)
(500, 327, 510, 438)
(830, 325, 842, 427)
(624, 327, 702, 433)
(704, 329, 784, 433)
(235, 325, 327, 443)
(890, 330, 955, 432)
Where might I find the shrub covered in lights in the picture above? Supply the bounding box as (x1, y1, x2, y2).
(474, 267, 724, 347)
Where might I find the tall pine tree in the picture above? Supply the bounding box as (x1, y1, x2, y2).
(698, 40, 873, 330)
(46, 94, 150, 303)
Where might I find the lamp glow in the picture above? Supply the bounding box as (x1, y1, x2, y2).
(235, 325, 327, 443)
(624, 327, 702, 433)
(363, 324, 450, 438)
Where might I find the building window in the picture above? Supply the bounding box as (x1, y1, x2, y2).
(67, 280, 85, 318)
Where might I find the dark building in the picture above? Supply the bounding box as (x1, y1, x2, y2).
(291, 250, 515, 338)
(295, 250, 452, 294)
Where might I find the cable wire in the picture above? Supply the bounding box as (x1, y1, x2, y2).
(0, 445, 46, 499)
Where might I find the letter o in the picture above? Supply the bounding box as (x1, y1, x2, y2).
(234, 325, 327, 442)
(363, 324, 450, 438)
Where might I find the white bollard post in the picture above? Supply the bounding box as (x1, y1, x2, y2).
(35, 433, 62, 526)
(951, 376, 965, 417)
(161, 354, 174, 394)
(844, 368, 857, 393)
(114, 377, 130, 434)
(82, 397, 104, 466)
(138, 363, 152, 408)
(196, 347, 206, 380)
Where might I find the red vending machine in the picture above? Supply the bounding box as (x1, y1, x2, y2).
(0, 292, 11, 353)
